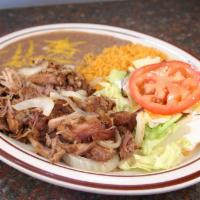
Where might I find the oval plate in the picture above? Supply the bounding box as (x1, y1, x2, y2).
(0, 23, 200, 195)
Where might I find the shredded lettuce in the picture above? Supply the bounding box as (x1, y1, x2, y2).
(132, 56, 161, 68)
(119, 114, 187, 172)
(107, 69, 127, 87)
(143, 114, 182, 154)
(95, 69, 138, 112)
(119, 142, 185, 171)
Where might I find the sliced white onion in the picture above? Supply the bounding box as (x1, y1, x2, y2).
(135, 111, 146, 148)
(50, 90, 86, 101)
(50, 91, 65, 100)
(18, 62, 48, 77)
(63, 64, 75, 69)
(65, 97, 84, 113)
(63, 154, 119, 172)
(60, 90, 86, 100)
(48, 115, 70, 130)
(48, 112, 82, 129)
(12, 97, 54, 116)
(98, 131, 121, 149)
(75, 90, 87, 96)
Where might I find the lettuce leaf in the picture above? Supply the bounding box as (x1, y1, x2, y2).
(107, 69, 127, 87)
(119, 142, 185, 172)
(119, 114, 186, 172)
(132, 56, 161, 68)
(95, 69, 139, 112)
(143, 114, 182, 154)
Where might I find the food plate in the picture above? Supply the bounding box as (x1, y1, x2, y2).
(0, 23, 200, 195)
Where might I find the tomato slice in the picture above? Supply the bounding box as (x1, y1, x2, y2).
(129, 61, 200, 115)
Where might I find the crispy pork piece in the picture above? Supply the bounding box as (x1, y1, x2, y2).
(49, 100, 74, 119)
(28, 61, 94, 95)
(84, 144, 116, 161)
(75, 95, 115, 113)
(0, 68, 22, 93)
(0, 118, 9, 132)
(119, 127, 135, 160)
(28, 136, 51, 159)
(56, 139, 95, 156)
(57, 115, 115, 143)
(6, 100, 21, 133)
(29, 73, 65, 86)
(112, 111, 137, 131)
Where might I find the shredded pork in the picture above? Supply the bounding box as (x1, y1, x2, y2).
(0, 59, 137, 165)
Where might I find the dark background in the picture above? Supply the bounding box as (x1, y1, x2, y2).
(0, 0, 200, 199)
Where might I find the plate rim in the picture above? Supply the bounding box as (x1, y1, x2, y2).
(0, 23, 200, 195)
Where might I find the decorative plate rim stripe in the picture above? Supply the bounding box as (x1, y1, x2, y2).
(0, 23, 200, 195)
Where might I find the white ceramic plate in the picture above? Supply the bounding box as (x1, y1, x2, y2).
(0, 23, 200, 195)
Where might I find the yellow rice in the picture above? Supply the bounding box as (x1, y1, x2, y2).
(77, 43, 167, 81)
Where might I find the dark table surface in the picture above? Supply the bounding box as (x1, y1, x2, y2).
(0, 0, 200, 199)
